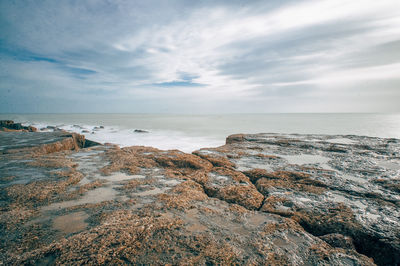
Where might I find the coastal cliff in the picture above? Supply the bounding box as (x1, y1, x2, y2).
(1, 122, 399, 265)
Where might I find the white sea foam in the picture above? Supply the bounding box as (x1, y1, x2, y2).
(4, 113, 400, 153)
(29, 122, 224, 153)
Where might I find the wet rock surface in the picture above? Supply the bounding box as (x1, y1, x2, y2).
(1, 131, 398, 265)
(203, 133, 400, 265)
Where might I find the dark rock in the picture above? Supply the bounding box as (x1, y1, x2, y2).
(0, 120, 37, 132)
(27, 126, 37, 132)
(83, 139, 101, 148)
(226, 133, 246, 144)
(320, 233, 356, 250)
(134, 129, 149, 133)
(45, 125, 63, 132)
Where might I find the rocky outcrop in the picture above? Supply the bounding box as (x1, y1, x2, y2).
(0, 120, 37, 132)
(134, 129, 149, 133)
(1, 131, 399, 265)
(0, 131, 100, 155)
(197, 133, 400, 265)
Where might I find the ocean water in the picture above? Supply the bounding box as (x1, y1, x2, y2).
(1, 113, 399, 153)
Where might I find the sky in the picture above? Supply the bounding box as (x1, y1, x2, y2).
(0, 0, 399, 113)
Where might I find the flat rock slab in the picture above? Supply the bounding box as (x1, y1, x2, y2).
(0, 132, 78, 152)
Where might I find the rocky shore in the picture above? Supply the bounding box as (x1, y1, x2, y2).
(0, 120, 38, 132)
(1, 121, 399, 265)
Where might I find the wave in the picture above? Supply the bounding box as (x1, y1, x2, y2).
(26, 122, 224, 153)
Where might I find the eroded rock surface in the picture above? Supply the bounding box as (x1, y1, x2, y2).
(197, 133, 400, 265)
(1, 131, 398, 265)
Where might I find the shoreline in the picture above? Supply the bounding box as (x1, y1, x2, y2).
(2, 113, 400, 145)
(1, 121, 399, 265)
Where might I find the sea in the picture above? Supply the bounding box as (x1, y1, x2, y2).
(1, 113, 399, 153)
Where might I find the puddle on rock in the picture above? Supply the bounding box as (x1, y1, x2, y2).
(235, 157, 274, 172)
(132, 187, 168, 196)
(186, 223, 208, 232)
(282, 154, 329, 165)
(43, 186, 127, 211)
(104, 172, 142, 182)
(282, 154, 334, 171)
(329, 193, 363, 208)
(161, 179, 181, 186)
(365, 213, 381, 220)
(246, 213, 268, 227)
(77, 176, 91, 186)
(341, 174, 368, 184)
(326, 138, 357, 145)
(52, 211, 89, 234)
(46, 170, 164, 211)
(77, 172, 142, 187)
(209, 172, 229, 181)
(378, 160, 400, 171)
(183, 209, 207, 232)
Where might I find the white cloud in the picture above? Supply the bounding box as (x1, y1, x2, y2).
(1, 0, 399, 112)
(111, 0, 400, 93)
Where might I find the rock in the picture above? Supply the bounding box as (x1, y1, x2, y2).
(27, 126, 37, 132)
(320, 233, 356, 250)
(1, 131, 399, 265)
(197, 133, 400, 265)
(45, 125, 62, 132)
(202, 167, 264, 210)
(84, 139, 102, 148)
(81, 130, 90, 133)
(0, 132, 100, 155)
(226, 133, 246, 144)
(0, 120, 37, 132)
(134, 129, 149, 133)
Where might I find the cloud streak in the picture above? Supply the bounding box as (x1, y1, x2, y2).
(0, 0, 399, 113)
